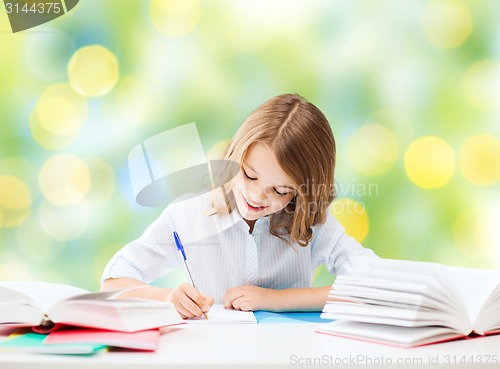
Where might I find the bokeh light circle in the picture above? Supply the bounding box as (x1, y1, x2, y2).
(30, 113, 79, 150)
(150, 0, 201, 37)
(38, 200, 91, 241)
(0, 175, 32, 228)
(68, 45, 119, 97)
(463, 60, 500, 111)
(347, 124, 399, 176)
(36, 97, 83, 136)
(31, 83, 87, 149)
(421, 0, 472, 49)
(39, 154, 90, 206)
(459, 134, 500, 185)
(404, 136, 456, 189)
(330, 198, 369, 242)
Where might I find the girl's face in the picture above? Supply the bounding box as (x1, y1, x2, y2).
(232, 142, 296, 223)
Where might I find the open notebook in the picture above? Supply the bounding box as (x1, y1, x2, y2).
(187, 305, 257, 324)
(187, 306, 329, 324)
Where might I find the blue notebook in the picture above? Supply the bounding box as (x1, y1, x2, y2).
(253, 311, 334, 324)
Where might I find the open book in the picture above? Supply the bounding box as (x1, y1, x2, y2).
(0, 282, 183, 332)
(318, 258, 500, 347)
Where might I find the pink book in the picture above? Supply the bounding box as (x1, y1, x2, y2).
(44, 328, 161, 351)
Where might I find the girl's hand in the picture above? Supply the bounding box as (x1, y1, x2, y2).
(167, 282, 214, 319)
(223, 285, 278, 311)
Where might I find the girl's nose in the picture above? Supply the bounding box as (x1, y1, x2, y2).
(249, 182, 267, 201)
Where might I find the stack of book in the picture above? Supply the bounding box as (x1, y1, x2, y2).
(0, 281, 184, 354)
(318, 258, 500, 347)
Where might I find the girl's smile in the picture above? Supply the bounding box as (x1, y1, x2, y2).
(242, 194, 269, 213)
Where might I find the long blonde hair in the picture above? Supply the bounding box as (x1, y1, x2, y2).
(214, 93, 336, 247)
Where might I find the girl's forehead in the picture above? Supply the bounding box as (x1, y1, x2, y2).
(243, 142, 295, 188)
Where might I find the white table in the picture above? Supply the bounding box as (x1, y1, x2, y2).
(1, 323, 500, 368)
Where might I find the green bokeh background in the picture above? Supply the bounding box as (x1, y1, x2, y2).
(1, 0, 499, 292)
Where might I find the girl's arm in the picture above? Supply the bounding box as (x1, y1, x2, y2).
(101, 278, 214, 318)
(100, 277, 172, 300)
(223, 285, 331, 312)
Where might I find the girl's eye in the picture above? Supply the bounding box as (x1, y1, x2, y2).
(243, 170, 256, 181)
(274, 189, 288, 197)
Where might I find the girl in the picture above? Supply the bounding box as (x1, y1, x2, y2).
(101, 93, 377, 319)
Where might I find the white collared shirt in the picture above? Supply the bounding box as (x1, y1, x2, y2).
(101, 192, 377, 303)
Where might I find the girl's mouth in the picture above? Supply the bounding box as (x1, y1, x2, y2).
(243, 195, 268, 212)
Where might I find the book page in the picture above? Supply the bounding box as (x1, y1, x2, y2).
(346, 261, 456, 305)
(322, 301, 466, 330)
(331, 278, 449, 310)
(439, 266, 500, 330)
(0, 282, 89, 312)
(317, 321, 462, 347)
(187, 305, 257, 324)
(336, 259, 472, 332)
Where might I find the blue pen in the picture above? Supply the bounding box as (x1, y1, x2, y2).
(173, 231, 208, 319)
